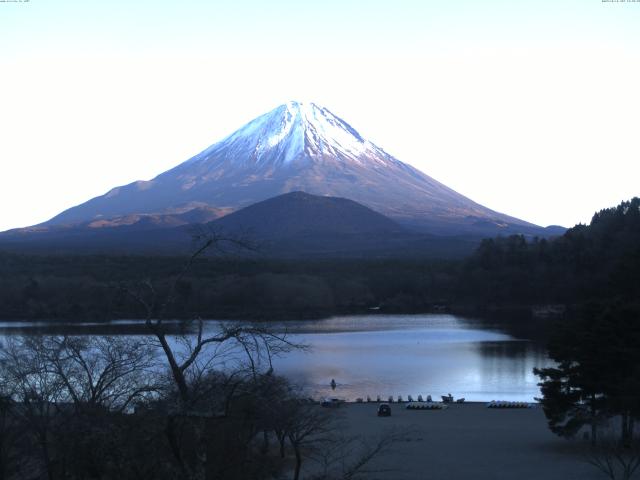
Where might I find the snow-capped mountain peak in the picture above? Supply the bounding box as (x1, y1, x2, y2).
(188, 101, 382, 169)
(42, 101, 540, 236)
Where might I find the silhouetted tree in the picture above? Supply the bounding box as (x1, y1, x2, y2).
(535, 303, 640, 445)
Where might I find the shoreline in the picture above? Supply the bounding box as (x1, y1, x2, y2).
(0, 302, 555, 324)
(315, 402, 599, 480)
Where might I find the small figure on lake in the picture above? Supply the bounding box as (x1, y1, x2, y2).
(330, 378, 336, 390)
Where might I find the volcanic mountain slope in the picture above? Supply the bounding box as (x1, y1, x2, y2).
(0, 207, 224, 254)
(210, 191, 424, 257)
(0, 192, 479, 257)
(213, 192, 488, 257)
(41, 101, 544, 236)
(213, 191, 403, 238)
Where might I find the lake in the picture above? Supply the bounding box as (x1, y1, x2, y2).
(0, 314, 551, 402)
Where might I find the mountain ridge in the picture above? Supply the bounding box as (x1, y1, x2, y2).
(39, 101, 546, 237)
(0, 192, 481, 258)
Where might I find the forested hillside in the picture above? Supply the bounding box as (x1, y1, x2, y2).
(0, 198, 637, 322)
(458, 197, 640, 306)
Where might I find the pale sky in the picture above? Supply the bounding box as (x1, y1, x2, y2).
(1, 0, 639, 231)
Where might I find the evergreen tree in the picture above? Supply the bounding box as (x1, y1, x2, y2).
(535, 303, 640, 444)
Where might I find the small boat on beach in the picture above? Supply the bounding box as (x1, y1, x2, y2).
(406, 402, 448, 410)
(487, 401, 532, 409)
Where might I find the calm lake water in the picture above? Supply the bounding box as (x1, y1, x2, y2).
(267, 315, 550, 402)
(0, 314, 551, 402)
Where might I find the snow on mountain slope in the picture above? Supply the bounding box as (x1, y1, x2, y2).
(173, 101, 398, 176)
(190, 102, 374, 166)
(42, 101, 540, 235)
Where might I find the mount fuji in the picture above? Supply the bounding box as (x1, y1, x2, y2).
(39, 101, 546, 237)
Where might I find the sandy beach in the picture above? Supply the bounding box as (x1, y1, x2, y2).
(303, 402, 602, 480)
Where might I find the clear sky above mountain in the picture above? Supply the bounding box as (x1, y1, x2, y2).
(1, 0, 638, 231)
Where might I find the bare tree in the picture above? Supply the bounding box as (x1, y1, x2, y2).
(284, 404, 336, 480)
(1, 337, 67, 480)
(0, 388, 25, 480)
(586, 435, 640, 480)
(123, 233, 298, 408)
(120, 233, 304, 480)
(0, 334, 162, 479)
(276, 400, 406, 480)
(308, 428, 406, 480)
(22, 335, 159, 413)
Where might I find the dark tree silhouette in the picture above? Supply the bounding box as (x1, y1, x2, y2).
(535, 303, 640, 446)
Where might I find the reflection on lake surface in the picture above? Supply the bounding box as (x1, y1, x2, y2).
(266, 315, 550, 402)
(0, 314, 550, 402)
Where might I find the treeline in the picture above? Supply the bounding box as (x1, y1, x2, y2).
(525, 199, 640, 464)
(0, 197, 638, 322)
(0, 255, 459, 321)
(458, 197, 640, 306)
